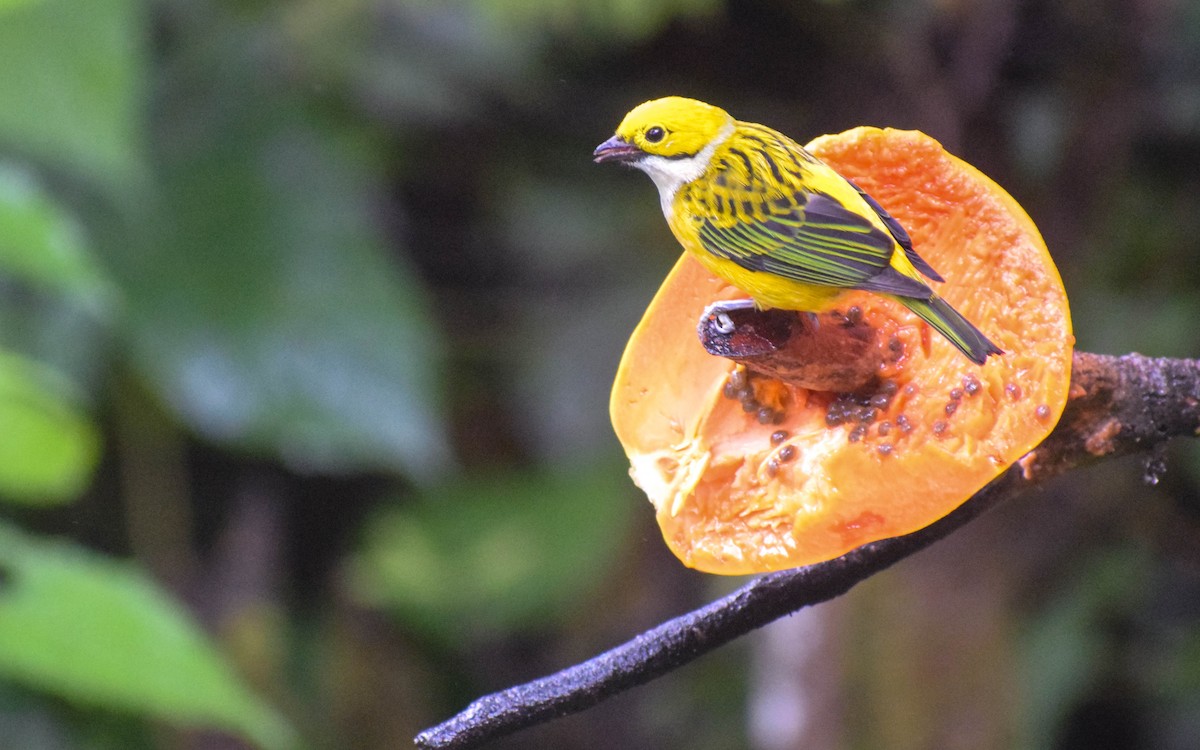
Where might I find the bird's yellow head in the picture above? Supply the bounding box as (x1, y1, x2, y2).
(594, 97, 735, 199)
(596, 97, 733, 162)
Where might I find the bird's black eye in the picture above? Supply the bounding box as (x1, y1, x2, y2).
(645, 126, 666, 143)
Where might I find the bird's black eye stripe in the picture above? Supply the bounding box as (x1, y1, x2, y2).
(645, 126, 665, 143)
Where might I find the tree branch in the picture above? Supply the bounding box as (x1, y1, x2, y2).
(414, 351, 1200, 750)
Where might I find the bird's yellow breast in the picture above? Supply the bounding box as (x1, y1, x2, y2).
(668, 214, 845, 310)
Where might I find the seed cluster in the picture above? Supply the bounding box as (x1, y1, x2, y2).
(723, 367, 786, 424)
(820, 380, 906, 453)
(824, 380, 899, 428)
(819, 371, 992, 451)
(725, 364, 1007, 474)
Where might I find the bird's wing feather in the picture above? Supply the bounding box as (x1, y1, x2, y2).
(847, 179, 945, 283)
(698, 191, 934, 298)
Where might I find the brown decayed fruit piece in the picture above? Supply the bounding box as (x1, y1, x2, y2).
(610, 127, 1074, 575)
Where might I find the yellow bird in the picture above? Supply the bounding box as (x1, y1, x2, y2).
(593, 96, 1002, 365)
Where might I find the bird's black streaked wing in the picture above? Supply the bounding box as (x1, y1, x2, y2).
(698, 192, 934, 299)
(847, 179, 945, 283)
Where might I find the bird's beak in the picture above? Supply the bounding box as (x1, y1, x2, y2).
(593, 135, 642, 164)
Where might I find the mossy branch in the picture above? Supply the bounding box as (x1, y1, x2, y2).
(414, 350, 1200, 750)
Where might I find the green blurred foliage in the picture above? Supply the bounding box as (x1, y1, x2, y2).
(100, 2, 452, 479)
(0, 353, 97, 504)
(0, 165, 108, 504)
(0, 522, 293, 749)
(0, 166, 115, 314)
(0, 0, 144, 189)
(0, 0, 1197, 748)
(350, 464, 634, 642)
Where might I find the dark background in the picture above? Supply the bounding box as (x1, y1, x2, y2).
(1, 0, 1199, 748)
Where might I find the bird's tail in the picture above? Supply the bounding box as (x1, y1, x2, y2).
(901, 294, 1003, 365)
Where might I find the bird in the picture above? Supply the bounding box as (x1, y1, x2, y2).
(593, 96, 1002, 365)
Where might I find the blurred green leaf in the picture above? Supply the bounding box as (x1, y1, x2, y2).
(0, 522, 294, 749)
(0, 352, 98, 505)
(0, 164, 117, 316)
(0, 0, 42, 12)
(127, 128, 449, 477)
(350, 463, 634, 641)
(0, 164, 108, 505)
(95, 26, 451, 479)
(0, 0, 144, 188)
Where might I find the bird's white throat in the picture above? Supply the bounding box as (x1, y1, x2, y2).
(635, 121, 735, 216)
